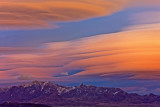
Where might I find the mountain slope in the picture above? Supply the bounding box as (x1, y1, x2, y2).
(0, 80, 160, 106)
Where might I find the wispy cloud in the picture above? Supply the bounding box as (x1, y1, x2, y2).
(0, 0, 127, 30)
(0, 25, 160, 81)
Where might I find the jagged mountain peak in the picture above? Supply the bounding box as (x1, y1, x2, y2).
(78, 83, 87, 88)
(0, 80, 159, 105)
(21, 80, 55, 88)
(28, 80, 53, 85)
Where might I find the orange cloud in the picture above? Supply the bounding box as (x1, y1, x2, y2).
(1, 0, 160, 29)
(0, 0, 127, 29)
(0, 25, 160, 81)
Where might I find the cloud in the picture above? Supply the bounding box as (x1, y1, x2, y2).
(123, 11, 160, 31)
(129, 0, 160, 7)
(0, 47, 41, 54)
(0, 0, 127, 30)
(18, 74, 33, 80)
(131, 11, 160, 25)
(1, 0, 160, 30)
(0, 25, 160, 82)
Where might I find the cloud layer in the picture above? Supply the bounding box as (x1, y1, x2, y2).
(0, 0, 127, 29)
(1, 0, 160, 29)
(0, 25, 160, 82)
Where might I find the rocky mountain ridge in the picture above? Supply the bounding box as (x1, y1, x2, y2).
(0, 80, 159, 106)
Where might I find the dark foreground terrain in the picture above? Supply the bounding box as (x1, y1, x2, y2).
(0, 81, 160, 107)
(0, 102, 160, 107)
(0, 102, 51, 107)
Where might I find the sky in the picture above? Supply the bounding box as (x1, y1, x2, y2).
(1, 0, 160, 94)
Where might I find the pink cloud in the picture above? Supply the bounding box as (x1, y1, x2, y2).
(0, 26, 160, 82)
(0, 0, 126, 30)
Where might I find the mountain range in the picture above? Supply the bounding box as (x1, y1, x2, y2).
(0, 80, 160, 107)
